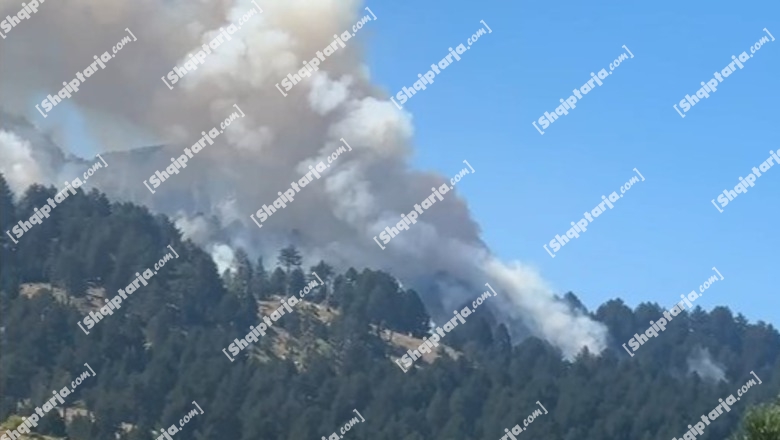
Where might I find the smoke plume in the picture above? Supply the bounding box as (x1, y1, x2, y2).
(687, 347, 727, 383)
(0, 0, 608, 358)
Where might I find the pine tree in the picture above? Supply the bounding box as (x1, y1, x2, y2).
(230, 248, 253, 300)
(0, 174, 19, 297)
(277, 245, 302, 274)
(269, 267, 287, 296)
(251, 257, 269, 299)
(0, 174, 15, 236)
(310, 260, 333, 303)
(288, 268, 306, 297)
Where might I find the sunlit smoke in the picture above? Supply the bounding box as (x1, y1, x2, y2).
(0, 0, 607, 358)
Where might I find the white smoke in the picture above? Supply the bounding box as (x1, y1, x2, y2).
(0, 0, 607, 358)
(687, 347, 727, 383)
(0, 130, 46, 193)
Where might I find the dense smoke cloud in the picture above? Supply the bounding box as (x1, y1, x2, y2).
(0, 0, 608, 358)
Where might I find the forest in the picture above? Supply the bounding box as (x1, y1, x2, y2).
(1, 173, 779, 440)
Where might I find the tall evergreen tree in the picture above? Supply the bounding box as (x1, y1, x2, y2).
(230, 248, 253, 301)
(268, 267, 287, 296)
(288, 268, 306, 297)
(0, 174, 18, 298)
(277, 246, 302, 274)
(251, 257, 269, 299)
(310, 260, 333, 303)
(0, 174, 15, 236)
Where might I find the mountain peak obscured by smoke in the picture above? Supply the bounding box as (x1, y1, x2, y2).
(0, 0, 608, 358)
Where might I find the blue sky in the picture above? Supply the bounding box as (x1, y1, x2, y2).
(39, 0, 779, 327)
(365, 0, 780, 325)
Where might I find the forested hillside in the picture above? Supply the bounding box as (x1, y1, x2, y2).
(1, 174, 779, 440)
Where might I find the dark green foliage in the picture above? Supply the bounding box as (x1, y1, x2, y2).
(288, 268, 306, 296)
(67, 416, 95, 440)
(278, 245, 302, 274)
(35, 411, 67, 436)
(229, 248, 253, 301)
(0, 174, 15, 238)
(1, 175, 779, 440)
(251, 257, 269, 300)
(732, 397, 780, 440)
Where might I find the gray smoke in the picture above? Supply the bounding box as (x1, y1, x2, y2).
(0, 0, 607, 358)
(687, 347, 727, 383)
